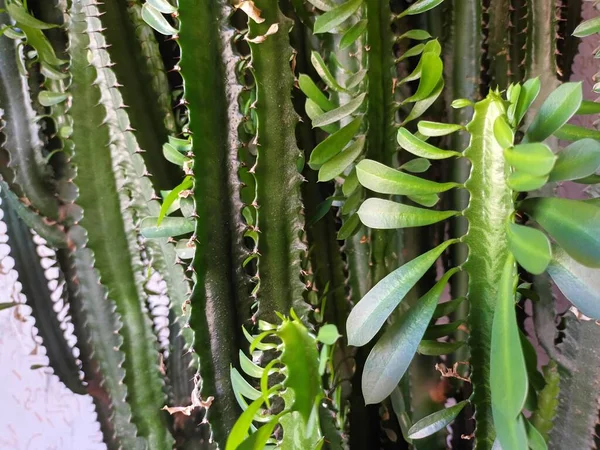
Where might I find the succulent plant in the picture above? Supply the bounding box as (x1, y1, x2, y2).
(1, 0, 600, 449)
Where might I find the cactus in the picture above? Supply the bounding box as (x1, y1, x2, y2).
(1, 0, 600, 449)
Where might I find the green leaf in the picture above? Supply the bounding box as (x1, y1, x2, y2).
(433, 296, 465, 319)
(311, 93, 366, 128)
(162, 143, 187, 166)
(356, 159, 459, 196)
(576, 100, 600, 115)
(507, 172, 548, 192)
(503, 143, 556, 176)
(491, 255, 528, 443)
(357, 198, 458, 229)
(398, 0, 444, 18)
(396, 44, 426, 63)
(298, 74, 334, 112)
(231, 368, 261, 401)
(417, 340, 464, 355)
(6, 2, 58, 29)
(346, 69, 367, 89)
(306, 99, 338, 134)
(572, 16, 600, 37)
(400, 158, 431, 173)
(548, 139, 600, 182)
(451, 98, 473, 109)
(397, 128, 461, 159)
(141, 3, 178, 35)
(318, 135, 365, 181)
(574, 174, 600, 185)
(526, 419, 548, 450)
(408, 400, 469, 439)
(40, 63, 68, 80)
(309, 118, 361, 169)
(147, 0, 177, 14)
(340, 19, 368, 49)
(314, 0, 362, 34)
(404, 53, 443, 103)
(337, 213, 360, 239)
(507, 223, 552, 275)
(423, 320, 465, 340)
(346, 240, 455, 347)
(308, 197, 333, 226)
(417, 121, 463, 137)
(238, 418, 280, 450)
(553, 123, 600, 141)
(239, 350, 264, 378)
(311, 51, 347, 92)
(225, 397, 266, 450)
(403, 79, 444, 124)
(494, 116, 514, 149)
(520, 197, 600, 268)
(398, 29, 432, 40)
(524, 82, 583, 143)
(158, 177, 193, 225)
(317, 324, 341, 345)
(361, 269, 457, 404)
(37, 91, 69, 107)
(547, 245, 600, 320)
(493, 412, 528, 450)
(168, 136, 192, 153)
(140, 216, 195, 238)
(341, 187, 362, 215)
(342, 168, 359, 196)
(514, 78, 541, 127)
(407, 193, 439, 207)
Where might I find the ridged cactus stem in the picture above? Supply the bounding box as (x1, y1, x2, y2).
(248, 0, 308, 321)
(178, 0, 249, 445)
(67, 2, 171, 447)
(463, 94, 512, 450)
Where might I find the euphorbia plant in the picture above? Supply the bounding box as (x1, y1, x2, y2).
(1, 0, 599, 449)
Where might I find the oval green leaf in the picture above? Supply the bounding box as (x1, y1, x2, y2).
(318, 136, 365, 181)
(553, 123, 600, 141)
(408, 400, 469, 439)
(337, 213, 360, 240)
(356, 159, 460, 196)
(573, 16, 600, 37)
(357, 198, 457, 229)
(398, 0, 444, 18)
(7, 3, 58, 29)
(141, 3, 178, 35)
(313, 0, 362, 34)
(38, 91, 69, 107)
(306, 99, 338, 134)
(397, 128, 461, 159)
(417, 340, 465, 356)
(400, 158, 431, 173)
(311, 51, 347, 92)
(433, 296, 466, 319)
(163, 142, 187, 166)
(417, 121, 463, 137)
(576, 100, 600, 115)
(140, 216, 195, 238)
(423, 320, 465, 340)
(404, 53, 443, 103)
(340, 19, 368, 49)
(309, 118, 362, 169)
(225, 397, 266, 450)
(507, 172, 548, 192)
(298, 74, 334, 112)
(346, 240, 455, 347)
(514, 78, 541, 127)
(147, 0, 177, 13)
(547, 245, 600, 320)
(507, 223, 552, 275)
(407, 193, 439, 207)
(398, 29, 432, 41)
(361, 269, 457, 404)
(503, 143, 556, 176)
(520, 197, 600, 268)
(524, 82, 583, 143)
(494, 116, 514, 149)
(548, 139, 600, 182)
(317, 324, 341, 345)
(312, 93, 366, 128)
(403, 79, 444, 124)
